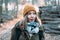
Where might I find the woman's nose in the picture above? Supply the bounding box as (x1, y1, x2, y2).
(31, 14, 34, 16)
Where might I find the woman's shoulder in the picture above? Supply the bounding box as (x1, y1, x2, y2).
(14, 19, 24, 28)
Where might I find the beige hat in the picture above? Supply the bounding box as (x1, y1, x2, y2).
(23, 4, 36, 16)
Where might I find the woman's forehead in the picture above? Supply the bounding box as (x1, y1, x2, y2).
(28, 11, 36, 13)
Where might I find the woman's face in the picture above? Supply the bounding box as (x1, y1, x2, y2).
(27, 11, 37, 22)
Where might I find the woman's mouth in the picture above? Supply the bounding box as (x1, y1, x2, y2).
(30, 19, 33, 20)
(29, 18, 34, 22)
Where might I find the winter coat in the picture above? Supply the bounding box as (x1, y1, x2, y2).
(11, 21, 44, 40)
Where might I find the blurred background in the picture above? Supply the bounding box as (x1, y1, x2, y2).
(0, 0, 60, 40)
(0, 0, 60, 22)
(0, 0, 60, 23)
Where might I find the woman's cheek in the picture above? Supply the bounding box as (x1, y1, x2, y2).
(27, 15, 37, 19)
(34, 15, 37, 18)
(32, 15, 37, 19)
(28, 15, 31, 18)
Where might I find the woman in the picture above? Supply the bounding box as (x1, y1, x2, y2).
(11, 4, 43, 40)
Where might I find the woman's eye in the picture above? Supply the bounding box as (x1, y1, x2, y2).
(28, 13, 36, 15)
(28, 13, 31, 15)
(33, 13, 36, 14)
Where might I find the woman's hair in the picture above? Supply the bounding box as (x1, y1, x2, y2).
(19, 4, 42, 28)
(20, 12, 42, 28)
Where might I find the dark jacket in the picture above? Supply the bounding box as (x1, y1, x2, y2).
(11, 21, 30, 40)
(11, 21, 44, 40)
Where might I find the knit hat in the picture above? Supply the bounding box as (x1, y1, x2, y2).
(23, 4, 36, 16)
